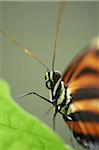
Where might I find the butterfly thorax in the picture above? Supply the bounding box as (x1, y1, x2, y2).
(45, 70, 70, 113)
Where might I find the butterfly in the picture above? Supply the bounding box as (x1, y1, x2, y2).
(1, 2, 99, 150)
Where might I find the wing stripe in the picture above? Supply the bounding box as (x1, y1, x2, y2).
(65, 121, 99, 135)
(69, 49, 99, 83)
(68, 99, 99, 114)
(73, 132, 99, 143)
(95, 49, 99, 56)
(72, 87, 99, 101)
(63, 111, 99, 122)
(69, 75, 99, 93)
(63, 48, 90, 84)
(75, 67, 98, 79)
(63, 48, 99, 86)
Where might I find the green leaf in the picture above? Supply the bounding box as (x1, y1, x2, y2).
(0, 80, 73, 150)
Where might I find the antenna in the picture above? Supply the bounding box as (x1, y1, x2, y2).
(52, 1, 66, 71)
(0, 30, 50, 71)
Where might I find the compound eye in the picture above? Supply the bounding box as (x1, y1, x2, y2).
(53, 72, 61, 82)
(46, 80, 52, 89)
(54, 73, 61, 81)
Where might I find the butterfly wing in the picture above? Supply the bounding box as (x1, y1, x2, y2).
(62, 43, 99, 148)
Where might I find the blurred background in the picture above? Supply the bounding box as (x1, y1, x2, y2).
(0, 1, 99, 149)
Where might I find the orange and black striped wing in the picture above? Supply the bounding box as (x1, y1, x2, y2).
(62, 44, 99, 148)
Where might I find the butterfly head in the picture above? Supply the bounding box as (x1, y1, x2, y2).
(45, 70, 61, 89)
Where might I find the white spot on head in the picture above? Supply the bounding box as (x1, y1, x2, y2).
(50, 71, 53, 81)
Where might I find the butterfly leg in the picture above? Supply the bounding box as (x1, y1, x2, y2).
(53, 110, 57, 131)
(14, 91, 52, 104)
